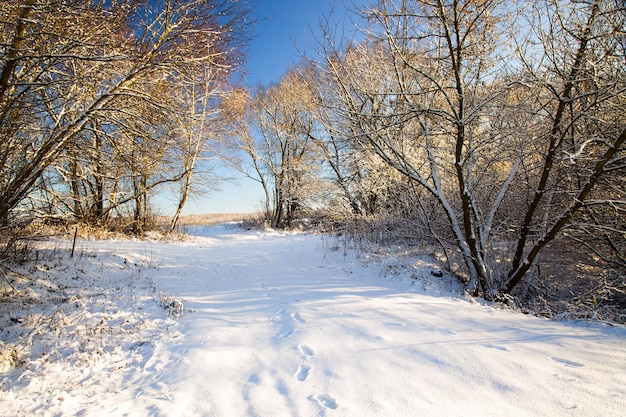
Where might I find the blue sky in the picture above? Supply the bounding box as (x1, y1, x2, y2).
(246, 0, 329, 86)
(165, 0, 361, 215)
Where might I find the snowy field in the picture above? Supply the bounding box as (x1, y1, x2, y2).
(1, 223, 625, 416)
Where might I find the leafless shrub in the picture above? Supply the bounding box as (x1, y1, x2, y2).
(157, 294, 185, 318)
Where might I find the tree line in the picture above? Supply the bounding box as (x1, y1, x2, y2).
(0, 0, 248, 237)
(226, 0, 625, 314)
(1, 0, 624, 315)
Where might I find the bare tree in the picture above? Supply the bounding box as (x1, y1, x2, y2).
(0, 0, 131, 224)
(0, 0, 251, 234)
(317, 0, 625, 298)
(221, 87, 274, 215)
(167, 65, 229, 233)
(503, 0, 625, 293)
(231, 68, 322, 228)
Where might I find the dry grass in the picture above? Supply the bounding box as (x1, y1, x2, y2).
(167, 212, 261, 227)
(0, 213, 263, 253)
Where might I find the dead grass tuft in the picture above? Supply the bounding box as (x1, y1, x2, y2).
(169, 212, 260, 227)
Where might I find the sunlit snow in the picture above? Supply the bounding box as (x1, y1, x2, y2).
(1, 224, 624, 416)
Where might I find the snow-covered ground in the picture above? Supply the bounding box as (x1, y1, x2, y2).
(1, 224, 625, 416)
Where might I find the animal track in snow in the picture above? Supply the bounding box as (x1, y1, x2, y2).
(295, 365, 311, 381)
(291, 312, 305, 323)
(297, 344, 314, 357)
(310, 393, 338, 410)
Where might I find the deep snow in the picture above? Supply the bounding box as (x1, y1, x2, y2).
(1, 223, 625, 416)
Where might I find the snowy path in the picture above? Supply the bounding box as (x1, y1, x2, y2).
(127, 226, 626, 416)
(1, 225, 625, 416)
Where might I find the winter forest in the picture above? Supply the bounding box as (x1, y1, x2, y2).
(2, 0, 623, 317)
(0, 1, 625, 414)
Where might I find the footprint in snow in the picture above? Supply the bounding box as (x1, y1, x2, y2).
(129, 340, 153, 354)
(421, 323, 456, 335)
(270, 308, 286, 321)
(128, 341, 155, 369)
(291, 312, 305, 323)
(479, 343, 509, 352)
(551, 357, 584, 367)
(295, 365, 311, 381)
(310, 393, 338, 410)
(297, 344, 314, 357)
(380, 321, 403, 327)
(278, 328, 295, 339)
